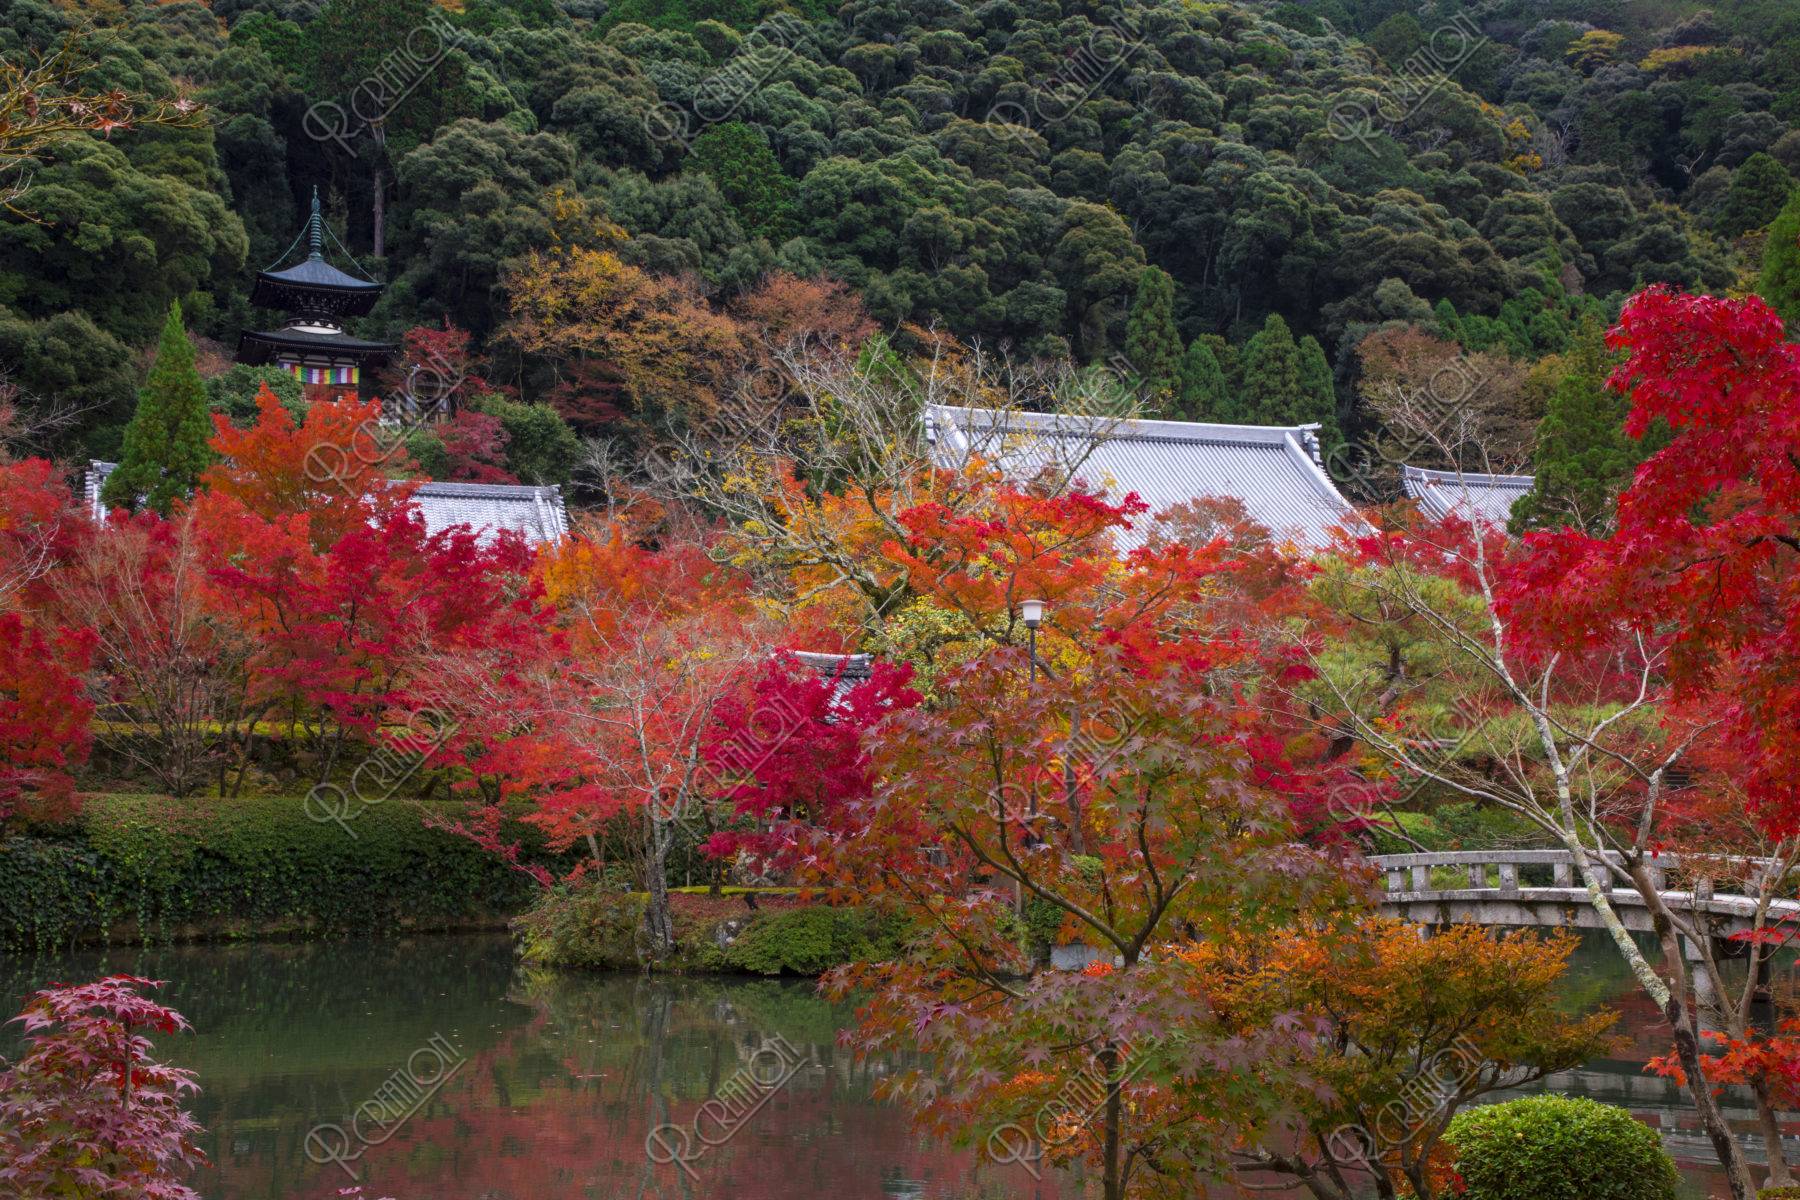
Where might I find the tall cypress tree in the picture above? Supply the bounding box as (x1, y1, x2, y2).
(1233, 313, 1302, 424)
(103, 300, 214, 515)
(1759, 187, 1800, 333)
(1296, 333, 1342, 447)
(1123, 266, 1183, 409)
(1174, 337, 1228, 422)
(1509, 314, 1638, 534)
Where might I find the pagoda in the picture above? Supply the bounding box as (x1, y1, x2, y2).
(236, 187, 396, 393)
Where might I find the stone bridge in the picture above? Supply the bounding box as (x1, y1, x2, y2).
(1369, 849, 1800, 955)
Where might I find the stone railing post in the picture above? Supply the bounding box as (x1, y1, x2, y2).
(1498, 863, 1519, 896)
(1411, 865, 1430, 893)
(1468, 863, 1485, 889)
(1386, 869, 1405, 893)
(1552, 856, 1573, 888)
(1695, 876, 1714, 905)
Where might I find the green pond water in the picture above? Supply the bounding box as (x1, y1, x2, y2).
(0, 931, 1762, 1199)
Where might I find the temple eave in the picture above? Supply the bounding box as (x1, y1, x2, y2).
(236, 330, 397, 367)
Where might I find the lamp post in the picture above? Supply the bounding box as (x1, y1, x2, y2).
(1021, 598, 1045, 687)
(1016, 599, 1049, 919)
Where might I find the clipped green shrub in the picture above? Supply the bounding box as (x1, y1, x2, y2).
(0, 794, 541, 948)
(516, 886, 649, 969)
(720, 905, 902, 976)
(1759, 1188, 1800, 1199)
(1445, 1096, 1677, 1200)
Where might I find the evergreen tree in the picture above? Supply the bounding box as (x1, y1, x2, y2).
(1716, 152, 1795, 238)
(1198, 334, 1241, 396)
(1173, 337, 1228, 422)
(102, 301, 213, 515)
(1296, 334, 1342, 447)
(1233, 313, 1303, 424)
(481, 394, 582, 485)
(1758, 186, 1800, 332)
(690, 123, 797, 241)
(1510, 314, 1639, 535)
(1433, 298, 1462, 344)
(1123, 266, 1183, 409)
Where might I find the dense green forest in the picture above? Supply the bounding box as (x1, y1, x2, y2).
(3, 0, 1797, 499)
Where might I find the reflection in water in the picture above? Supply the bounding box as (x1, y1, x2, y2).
(0, 936, 1052, 1200)
(0, 930, 1776, 1199)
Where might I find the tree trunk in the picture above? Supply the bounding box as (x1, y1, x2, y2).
(1754, 1076, 1795, 1188)
(1625, 861, 1759, 1200)
(371, 163, 386, 259)
(1100, 1039, 1123, 1200)
(642, 808, 675, 964)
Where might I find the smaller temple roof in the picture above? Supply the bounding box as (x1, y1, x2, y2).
(86, 462, 569, 546)
(926, 405, 1361, 549)
(237, 326, 397, 367)
(790, 651, 874, 704)
(1401, 466, 1534, 528)
(408, 480, 570, 544)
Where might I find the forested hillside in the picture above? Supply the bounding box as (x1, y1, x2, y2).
(3, 0, 1797, 498)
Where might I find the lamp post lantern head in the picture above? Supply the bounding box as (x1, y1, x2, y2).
(1021, 598, 1046, 629)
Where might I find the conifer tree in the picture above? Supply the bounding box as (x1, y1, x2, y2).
(1173, 337, 1228, 422)
(691, 122, 796, 241)
(1510, 314, 1637, 534)
(1296, 333, 1342, 447)
(102, 301, 213, 515)
(1233, 313, 1302, 424)
(1123, 266, 1183, 409)
(1759, 187, 1800, 332)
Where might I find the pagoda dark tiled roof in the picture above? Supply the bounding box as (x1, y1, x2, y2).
(239, 327, 397, 353)
(257, 256, 383, 292)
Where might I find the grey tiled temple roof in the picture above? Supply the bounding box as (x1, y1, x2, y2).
(86, 462, 569, 545)
(925, 405, 1361, 549)
(406, 480, 570, 543)
(790, 650, 874, 704)
(1401, 466, 1534, 528)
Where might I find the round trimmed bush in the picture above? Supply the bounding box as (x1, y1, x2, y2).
(1445, 1096, 1677, 1200)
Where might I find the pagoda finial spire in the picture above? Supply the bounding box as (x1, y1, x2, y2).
(306, 186, 323, 261)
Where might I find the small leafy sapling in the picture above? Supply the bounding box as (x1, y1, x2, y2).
(0, 975, 206, 1199)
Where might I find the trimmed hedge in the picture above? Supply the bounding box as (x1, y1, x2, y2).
(713, 905, 903, 975)
(1445, 1096, 1678, 1200)
(0, 794, 541, 949)
(517, 884, 900, 975)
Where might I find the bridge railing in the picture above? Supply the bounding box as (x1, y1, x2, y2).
(1366, 848, 1749, 901)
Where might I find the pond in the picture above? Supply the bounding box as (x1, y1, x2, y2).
(0, 932, 1760, 1199)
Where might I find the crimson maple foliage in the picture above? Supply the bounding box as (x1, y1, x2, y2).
(433, 408, 517, 484)
(1498, 289, 1800, 1189)
(699, 476, 1364, 1200)
(0, 976, 206, 1199)
(417, 517, 776, 953)
(701, 652, 919, 870)
(192, 386, 545, 780)
(1503, 288, 1800, 837)
(0, 458, 96, 820)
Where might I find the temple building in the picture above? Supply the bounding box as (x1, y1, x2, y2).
(926, 405, 1362, 549)
(1400, 465, 1534, 528)
(235, 188, 396, 395)
(84, 462, 570, 546)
